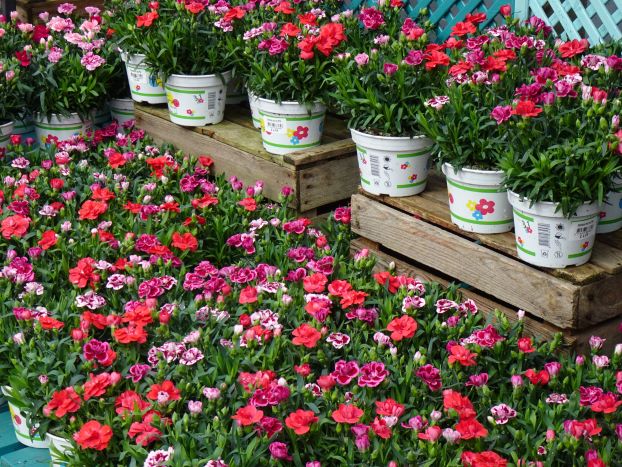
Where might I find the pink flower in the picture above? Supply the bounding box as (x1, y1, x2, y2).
(383, 63, 398, 76)
(465, 373, 489, 387)
(416, 364, 442, 391)
(490, 105, 512, 124)
(425, 96, 450, 110)
(354, 53, 369, 66)
(490, 403, 517, 424)
(58, 3, 77, 14)
(331, 360, 360, 385)
(358, 361, 388, 387)
(269, 442, 292, 461)
(81, 52, 106, 71)
(359, 7, 385, 30)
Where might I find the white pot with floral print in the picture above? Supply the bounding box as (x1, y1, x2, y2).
(442, 163, 513, 234)
(47, 432, 73, 466)
(109, 98, 135, 126)
(0, 120, 15, 151)
(248, 91, 261, 129)
(1, 386, 49, 448)
(352, 129, 432, 197)
(33, 113, 92, 147)
(165, 71, 231, 127)
(596, 176, 622, 234)
(12, 117, 38, 148)
(508, 191, 600, 268)
(122, 53, 167, 105)
(256, 98, 326, 155)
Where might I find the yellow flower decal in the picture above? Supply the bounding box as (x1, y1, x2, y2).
(466, 200, 477, 211)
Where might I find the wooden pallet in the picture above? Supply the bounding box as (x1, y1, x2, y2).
(351, 173, 622, 335)
(16, 0, 105, 22)
(0, 406, 49, 466)
(134, 104, 358, 216)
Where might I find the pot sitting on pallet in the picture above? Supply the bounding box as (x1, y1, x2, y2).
(0, 120, 15, 151)
(165, 71, 231, 127)
(13, 117, 38, 147)
(442, 163, 513, 234)
(596, 176, 622, 234)
(1, 386, 49, 448)
(47, 431, 73, 467)
(122, 53, 167, 105)
(33, 113, 92, 146)
(351, 129, 432, 197)
(109, 98, 136, 126)
(508, 191, 600, 268)
(256, 98, 326, 155)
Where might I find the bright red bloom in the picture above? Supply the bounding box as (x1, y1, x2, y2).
(69, 258, 99, 288)
(512, 100, 543, 117)
(146, 381, 181, 402)
(332, 404, 363, 424)
(387, 315, 418, 342)
(317, 374, 336, 390)
(494, 49, 516, 61)
(281, 22, 301, 37)
(78, 200, 108, 220)
(328, 280, 352, 297)
(292, 323, 322, 348)
(517, 336, 535, 353)
(443, 390, 476, 419)
(38, 230, 58, 250)
(44, 387, 82, 418)
(171, 232, 198, 251)
(371, 417, 392, 439)
(114, 324, 148, 344)
(1, 214, 30, 239)
(83, 372, 120, 401)
(128, 421, 162, 446)
(373, 271, 400, 293)
(481, 56, 507, 72)
(239, 286, 258, 304)
(298, 12, 317, 26)
(340, 290, 368, 309)
(500, 4, 512, 16)
(238, 197, 257, 212)
(449, 61, 473, 76)
(274, 1, 294, 14)
(232, 405, 264, 426)
(425, 50, 450, 70)
(223, 6, 244, 21)
(38, 316, 65, 330)
(115, 390, 150, 416)
(91, 187, 115, 201)
(73, 421, 113, 451)
(146, 156, 174, 177)
(591, 393, 622, 414)
(451, 21, 476, 37)
(285, 409, 318, 435)
(418, 425, 442, 441)
(524, 369, 550, 386)
(136, 10, 158, 27)
(198, 155, 213, 167)
(303, 273, 328, 293)
(375, 398, 405, 417)
(465, 12, 487, 24)
(15, 50, 31, 67)
(192, 194, 219, 209)
(455, 418, 488, 440)
(558, 39, 588, 58)
(448, 344, 477, 366)
(461, 451, 508, 466)
(294, 363, 311, 376)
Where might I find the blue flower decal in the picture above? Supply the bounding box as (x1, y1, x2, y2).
(472, 210, 483, 221)
(290, 136, 300, 145)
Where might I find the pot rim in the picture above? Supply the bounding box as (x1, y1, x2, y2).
(168, 70, 233, 80)
(350, 127, 428, 141)
(443, 162, 504, 176)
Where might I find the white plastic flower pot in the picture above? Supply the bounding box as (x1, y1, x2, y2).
(33, 113, 92, 146)
(226, 75, 246, 105)
(1, 387, 49, 449)
(13, 118, 37, 147)
(109, 98, 135, 125)
(442, 163, 513, 234)
(596, 177, 622, 234)
(351, 129, 432, 197)
(257, 98, 326, 155)
(122, 53, 167, 104)
(508, 191, 600, 268)
(248, 91, 261, 129)
(91, 105, 111, 129)
(165, 71, 231, 127)
(0, 120, 15, 150)
(47, 432, 73, 467)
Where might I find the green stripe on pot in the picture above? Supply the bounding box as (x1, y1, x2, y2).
(397, 179, 427, 189)
(450, 211, 514, 226)
(169, 113, 205, 120)
(110, 109, 135, 116)
(165, 85, 205, 95)
(0, 135, 9, 142)
(360, 177, 371, 185)
(13, 430, 45, 442)
(33, 123, 85, 131)
(446, 178, 506, 193)
(512, 209, 534, 222)
(599, 216, 622, 225)
(259, 111, 324, 121)
(262, 140, 321, 149)
(356, 146, 367, 154)
(131, 91, 166, 97)
(568, 248, 593, 259)
(396, 148, 432, 158)
(516, 243, 536, 256)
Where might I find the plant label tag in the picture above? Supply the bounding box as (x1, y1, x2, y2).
(571, 219, 596, 240)
(265, 117, 286, 134)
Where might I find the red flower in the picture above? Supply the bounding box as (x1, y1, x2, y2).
(371, 417, 392, 439)
(512, 100, 542, 117)
(449, 61, 473, 76)
(465, 12, 487, 24)
(298, 12, 317, 26)
(292, 323, 322, 348)
(115, 390, 150, 416)
(1, 214, 30, 239)
(328, 280, 352, 297)
(128, 421, 162, 446)
(285, 409, 318, 435)
(14, 50, 31, 67)
(303, 273, 328, 293)
(450, 21, 476, 37)
(461, 451, 508, 466)
(524, 368, 550, 386)
(373, 271, 400, 293)
(558, 39, 588, 58)
(455, 418, 488, 440)
(517, 336, 535, 353)
(198, 155, 213, 167)
(83, 372, 119, 401)
(136, 10, 158, 27)
(91, 187, 115, 201)
(331, 404, 363, 424)
(274, 1, 294, 14)
(239, 286, 258, 304)
(425, 50, 450, 70)
(418, 425, 442, 441)
(32, 24, 49, 42)
(73, 421, 113, 451)
(44, 387, 82, 418)
(171, 232, 198, 251)
(386, 315, 418, 342)
(191, 194, 219, 209)
(340, 290, 368, 309)
(591, 393, 622, 414)
(38, 316, 65, 330)
(481, 56, 507, 72)
(223, 6, 245, 21)
(146, 381, 181, 402)
(448, 344, 478, 366)
(232, 405, 264, 426)
(38, 230, 58, 250)
(500, 4, 512, 16)
(238, 197, 257, 212)
(443, 390, 476, 419)
(375, 398, 405, 417)
(78, 200, 108, 220)
(294, 363, 311, 376)
(69, 258, 99, 288)
(114, 324, 148, 344)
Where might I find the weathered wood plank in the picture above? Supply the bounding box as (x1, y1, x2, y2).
(297, 155, 359, 212)
(283, 139, 356, 167)
(576, 274, 622, 328)
(351, 194, 580, 329)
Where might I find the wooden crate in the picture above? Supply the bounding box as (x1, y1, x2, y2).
(351, 173, 622, 334)
(16, 0, 105, 22)
(135, 104, 358, 216)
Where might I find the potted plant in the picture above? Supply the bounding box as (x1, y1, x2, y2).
(140, 0, 245, 126)
(29, 6, 115, 144)
(102, 30, 134, 126)
(244, 4, 346, 154)
(330, 5, 437, 196)
(500, 88, 622, 267)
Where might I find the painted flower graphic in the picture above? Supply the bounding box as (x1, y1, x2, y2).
(472, 210, 483, 220)
(449, 193, 454, 204)
(517, 236, 524, 245)
(475, 199, 495, 215)
(400, 162, 410, 170)
(135, 84, 141, 91)
(291, 136, 300, 145)
(294, 126, 309, 139)
(581, 241, 590, 251)
(186, 109, 194, 115)
(409, 174, 418, 183)
(466, 200, 477, 211)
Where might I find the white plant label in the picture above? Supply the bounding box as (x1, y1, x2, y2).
(265, 117, 287, 134)
(571, 219, 596, 240)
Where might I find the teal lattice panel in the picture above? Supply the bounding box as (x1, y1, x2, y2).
(344, 0, 514, 41)
(515, 0, 622, 43)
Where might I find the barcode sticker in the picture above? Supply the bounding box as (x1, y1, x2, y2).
(265, 117, 286, 134)
(370, 155, 380, 177)
(207, 92, 216, 110)
(538, 223, 550, 248)
(572, 220, 595, 240)
(129, 68, 146, 82)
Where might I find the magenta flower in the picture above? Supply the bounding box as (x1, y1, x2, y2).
(269, 442, 292, 461)
(490, 105, 512, 124)
(354, 53, 369, 66)
(359, 7, 385, 30)
(416, 364, 442, 391)
(358, 362, 388, 387)
(331, 360, 360, 385)
(383, 63, 398, 76)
